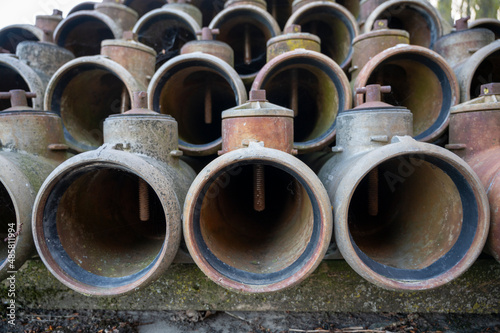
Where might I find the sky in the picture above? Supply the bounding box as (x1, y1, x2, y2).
(0, 0, 89, 29)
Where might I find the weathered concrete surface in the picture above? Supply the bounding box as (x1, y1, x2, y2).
(1, 259, 499, 313)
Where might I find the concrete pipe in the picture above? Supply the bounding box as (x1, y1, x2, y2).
(124, 0, 167, 18)
(148, 29, 247, 156)
(0, 54, 45, 111)
(209, 0, 281, 86)
(44, 55, 146, 152)
(0, 90, 70, 281)
(252, 46, 351, 153)
(318, 85, 490, 290)
(455, 39, 500, 102)
(448, 83, 500, 263)
(33, 92, 196, 296)
(54, 1, 138, 58)
(286, 0, 359, 71)
(363, 0, 443, 49)
(132, 5, 201, 69)
(354, 44, 460, 143)
(469, 18, 500, 40)
(183, 90, 332, 293)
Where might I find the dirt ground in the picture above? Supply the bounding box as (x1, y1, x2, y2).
(1, 309, 500, 333)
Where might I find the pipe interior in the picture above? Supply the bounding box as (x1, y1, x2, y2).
(197, 163, 314, 275)
(0, 183, 16, 264)
(215, 11, 275, 76)
(56, 16, 115, 57)
(267, 0, 292, 30)
(260, 64, 339, 143)
(290, 7, 353, 68)
(470, 49, 500, 99)
(137, 14, 197, 69)
(50, 64, 128, 149)
(348, 156, 463, 270)
(366, 56, 447, 139)
(0, 64, 32, 111)
(191, 0, 224, 28)
(124, 0, 165, 18)
(47, 167, 166, 279)
(374, 5, 435, 47)
(0, 28, 39, 54)
(156, 65, 237, 146)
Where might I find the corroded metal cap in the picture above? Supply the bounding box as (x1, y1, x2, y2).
(451, 83, 500, 114)
(266, 24, 321, 62)
(225, 0, 267, 10)
(101, 31, 156, 56)
(0, 90, 37, 112)
(180, 27, 234, 66)
(353, 84, 407, 111)
(221, 90, 295, 154)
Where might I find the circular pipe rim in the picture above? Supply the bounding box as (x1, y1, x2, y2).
(333, 138, 490, 291)
(363, 0, 443, 48)
(183, 146, 332, 293)
(285, 1, 359, 69)
(148, 52, 247, 156)
(251, 48, 352, 153)
(44, 55, 146, 152)
(32, 148, 182, 296)
(353, 44, 459, 143)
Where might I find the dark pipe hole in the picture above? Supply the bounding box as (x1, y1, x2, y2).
(0, 183, 16, 264)
(198, 163, 314, 274)
(348, 156, 463, 270)
(0, 65, 32, 111)
(0, 28, 39, 54)
(158, 68, 236, 145)
(57, 16, 115, 57)
(51, 65, 128, 149)
(470, 49, 500, 99)
(54, 168, 166, 278)
(137, 15, 197, 70)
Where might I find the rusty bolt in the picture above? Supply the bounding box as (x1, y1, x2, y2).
(132, 91, 148, 109)
(284, 24, 301, 34)
(356, 84, 391, 103)
(479, 83, 500, 96)
(253, 164, 265, 212)
(0, 90, 36, 108)
(196, 27, 220, 41)
(454, 16, 470, 31)
(373, 19, 388, 30)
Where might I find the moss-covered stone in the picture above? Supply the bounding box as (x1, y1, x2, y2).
(1, 259, 499, 313)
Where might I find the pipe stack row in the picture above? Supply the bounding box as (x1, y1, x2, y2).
(0, 0, 498, 297)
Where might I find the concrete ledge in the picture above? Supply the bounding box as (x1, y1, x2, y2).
(2, 259, 499, 313)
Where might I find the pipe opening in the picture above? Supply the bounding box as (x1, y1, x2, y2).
(371, 5, 436, 47)
(266, 0, 292, 30)
(153, 62, 238, 148)
(49, 64, 129, 149)
(347, 154, 478, 280)
(136, 13, 197, 69)
(0, 64, 32, 111)
(258, 62, 341, 144)
(124, 0, 165, 18)
(289, 6, 355, 68)
(0, 183, 16, 264)
(43, 165, 166, 286)
(215, 11, 275, 76)
(470, 49, 500, 100)
(0, 28, 39, 54)
(193, 161, 320, 284)
(366, 53, 452, 140)
(56, 16, 116, 57)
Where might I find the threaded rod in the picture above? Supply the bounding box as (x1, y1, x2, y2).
(254, 164, 265, 212)
(139, 179, 150, 221)
(368, 168, 378, 216)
